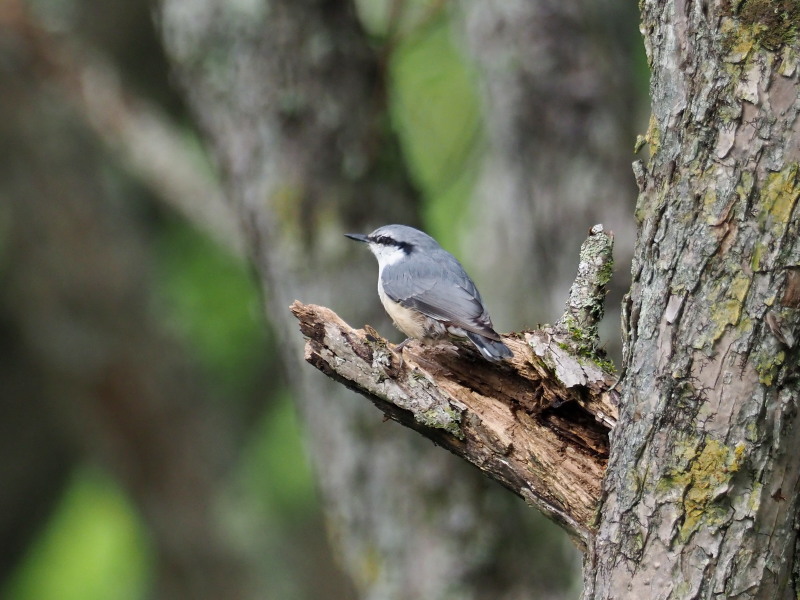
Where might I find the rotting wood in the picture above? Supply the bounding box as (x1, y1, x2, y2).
(290, 301, 618, 547)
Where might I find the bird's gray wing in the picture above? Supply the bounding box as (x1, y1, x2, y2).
(381, 255, 502, 340)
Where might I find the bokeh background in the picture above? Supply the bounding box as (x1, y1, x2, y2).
(0, 0, 648, 598)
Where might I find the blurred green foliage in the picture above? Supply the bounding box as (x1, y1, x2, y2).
(237, 392, 318, 520)
(6, 6, 484, 597)
(153, 216, 274, 399)
(3, 469, 152, 600)
(5, 211, 320, 599)
(388, 16, 483, 251)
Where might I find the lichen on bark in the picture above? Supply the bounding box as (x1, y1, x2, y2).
(587, 0, 800, 597)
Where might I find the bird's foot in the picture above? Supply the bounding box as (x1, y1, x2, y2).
(391, 338, 412, 368)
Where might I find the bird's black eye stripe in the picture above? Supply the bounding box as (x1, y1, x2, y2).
(370, 235, 413, 253)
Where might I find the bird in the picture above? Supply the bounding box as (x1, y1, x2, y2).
(345, 224, 513, 362)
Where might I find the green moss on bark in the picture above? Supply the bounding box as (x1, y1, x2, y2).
(760, 165, 800, 226)
(692, 273, 752, 349)
(417, 406, 464, 440)
(737, 0, 800, 50)
(752, 347, 786, 385)
(753, 164, 800, 270)
(660, 438, 747, 543)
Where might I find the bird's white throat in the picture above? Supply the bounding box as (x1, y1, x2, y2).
(368, 243, 407, 273)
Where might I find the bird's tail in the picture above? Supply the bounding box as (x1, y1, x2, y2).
(465, 332, 513, 363)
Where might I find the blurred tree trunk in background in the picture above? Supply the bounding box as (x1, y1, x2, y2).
(449, 0, 642, 585)
(0, 0, 644, 596)
(456, 0, 641, 346)
(1, 2, 353, 598)
(0, 22, 255, 597)
(158, 0, 588, 598)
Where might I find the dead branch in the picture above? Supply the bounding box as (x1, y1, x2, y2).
(290, 225, 618, 547)
(290, 301, 618, 548)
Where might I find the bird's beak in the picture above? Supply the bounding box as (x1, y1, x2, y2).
(344, 233, 369, 243)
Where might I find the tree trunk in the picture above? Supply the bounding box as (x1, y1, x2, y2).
(587, 2, 800, 598)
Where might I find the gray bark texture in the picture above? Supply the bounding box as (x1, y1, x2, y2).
(158, 1, 576, 598)
(587, 1, 800, 598)
(291, 301, 614, 539)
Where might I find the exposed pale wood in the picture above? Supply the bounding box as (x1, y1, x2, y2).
(291, 301, 618, 547)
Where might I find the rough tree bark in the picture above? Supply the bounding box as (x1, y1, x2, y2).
(589, 2, 800, 598)
(294, 2, 800, 600)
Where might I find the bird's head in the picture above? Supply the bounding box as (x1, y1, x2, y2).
(345, 224, 439, 268)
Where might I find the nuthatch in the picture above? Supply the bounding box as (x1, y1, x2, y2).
(345, 224, 513, 362)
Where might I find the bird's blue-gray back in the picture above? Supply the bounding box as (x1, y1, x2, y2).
(381, 249, 500, 340)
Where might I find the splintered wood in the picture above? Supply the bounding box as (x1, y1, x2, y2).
(291, 301, 618, 547)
